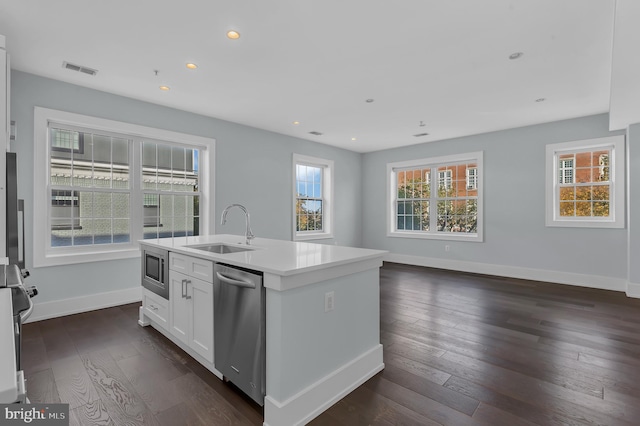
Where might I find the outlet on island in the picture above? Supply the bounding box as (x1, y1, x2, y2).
(325, 291, 335, 312)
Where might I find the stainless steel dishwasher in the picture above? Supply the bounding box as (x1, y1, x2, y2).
(213, 263, 265, 406)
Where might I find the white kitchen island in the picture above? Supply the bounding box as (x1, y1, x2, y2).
(138, 234, 387, 426)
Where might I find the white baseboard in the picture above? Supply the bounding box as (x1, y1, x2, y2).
(627, 282, 640, 298)
(263, 344, 384, 426)
(385, 253, 629, 293)
(25, 287, 142, 323)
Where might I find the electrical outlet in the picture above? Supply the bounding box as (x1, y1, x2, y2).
(325, 291, 335, 312)
(445, 245, 450, 252)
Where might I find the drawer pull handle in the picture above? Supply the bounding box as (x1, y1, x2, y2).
(149, 304, 158, 311)
(185, 280, 192, 300)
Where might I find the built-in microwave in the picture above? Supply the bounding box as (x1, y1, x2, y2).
(141, 246, 169, 300)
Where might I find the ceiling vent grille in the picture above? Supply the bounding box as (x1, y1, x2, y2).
(309, 131, 323, 136)
(62, 61, 98, 76)
(413, 133, 429, 137)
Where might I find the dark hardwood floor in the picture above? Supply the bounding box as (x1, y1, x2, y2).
(22, 262, 640, 425)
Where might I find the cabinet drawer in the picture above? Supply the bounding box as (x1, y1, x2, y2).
(143, 288, 168, 329)
(169, 252, 214, 283)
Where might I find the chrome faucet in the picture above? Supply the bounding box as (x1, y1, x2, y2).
(221, 204, 255, 245)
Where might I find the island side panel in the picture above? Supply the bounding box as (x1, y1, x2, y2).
(264, 267, 384, 425)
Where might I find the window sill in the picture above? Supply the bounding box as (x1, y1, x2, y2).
(388, 230, 483, 242)
(34, 245, 141, 268)
(545, 218, 624, 229)
(294, 232, 334, 242)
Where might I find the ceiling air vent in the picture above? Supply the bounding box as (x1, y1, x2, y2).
(62, 61, 98, 76)
(309, 131, 323, 136)
(413, 133, 429, 137)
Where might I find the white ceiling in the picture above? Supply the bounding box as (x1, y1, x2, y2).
(0, 0, 626, 152)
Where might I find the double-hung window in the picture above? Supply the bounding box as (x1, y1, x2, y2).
(545, 135, 624, 228)
(388, 152, 483, 241)
(293, 154, 333, 240)
(34, 107, 214, 267)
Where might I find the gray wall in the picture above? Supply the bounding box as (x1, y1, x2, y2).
(361, 114, 627, 279)
(11, 69, 633, 306)
(627, 122, 640, 287)
(11, 71, 362, 303)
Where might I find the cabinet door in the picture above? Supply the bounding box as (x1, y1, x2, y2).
(188, 276, 214, 363)
(169, 271, 189, 345)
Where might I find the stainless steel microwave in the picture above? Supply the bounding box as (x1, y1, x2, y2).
(141, 246, 169, 299)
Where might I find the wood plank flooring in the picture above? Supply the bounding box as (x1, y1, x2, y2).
(22, 262, 640, 425)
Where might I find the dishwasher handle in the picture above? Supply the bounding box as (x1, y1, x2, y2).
(216, 272, 256, 289)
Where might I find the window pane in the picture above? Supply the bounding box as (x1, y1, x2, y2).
(419, 201, 429, 231)
(592, 185, 609, 201)
(575, 202, 592, 216)
(93, 219, 113, 244)
(113, 193, 130, 218)
(112, 137, 130, 189)
(142, 142, 158, 190)
(575, 186, 591, 201)
(593, 202, 609, 217)
(560, 202, 575, 217)
(73, 220, 93, 246)
(559, 187, 575, 201)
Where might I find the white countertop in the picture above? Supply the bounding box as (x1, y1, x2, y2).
(139, 234, 386, 276)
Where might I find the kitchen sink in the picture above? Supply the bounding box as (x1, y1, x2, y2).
(185, 243, 254, 254)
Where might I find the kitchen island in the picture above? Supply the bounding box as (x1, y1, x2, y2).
(138, 234, 386, 426)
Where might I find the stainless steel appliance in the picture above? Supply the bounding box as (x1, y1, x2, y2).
(141, 246, 169, 299)
(213, 263, 265, 405)
(2, 153, 37, 403)
(6, 152, 25, 270)
(0, 264, 37, 403)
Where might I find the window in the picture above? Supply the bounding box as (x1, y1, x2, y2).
(558, 158, 574, 184)
(34, 107, 214, 267)
(293, 154, 333, 240)
(545, 135, 624, 228)
(51, 128, 84, 153)
(388, 152, 483, 241)
(438, 170, 452, 189)
(466, 167, 477, 190)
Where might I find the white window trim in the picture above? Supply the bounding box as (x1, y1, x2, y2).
(33, 107, 215, 267)
(387, 151, 483, 242)
(292, 153, 334, 241)
(545, 135, 624, 229)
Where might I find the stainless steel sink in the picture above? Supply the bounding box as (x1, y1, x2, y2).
(185, 243, 254, 254)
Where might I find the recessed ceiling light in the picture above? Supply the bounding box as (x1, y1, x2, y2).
(535, 98, 546, 102)
(186, 63, 198, 70)
(227, 30, 241, 40)
(365, 99, 374, 103)
(292, 121, 300, 125)
(159, 86, 170, 91)
(351, 137, 357, 141)
(509, 52, 524, 60)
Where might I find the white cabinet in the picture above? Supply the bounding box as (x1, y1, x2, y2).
(141, 288, 169, 329)
(169, 253, 214, 363)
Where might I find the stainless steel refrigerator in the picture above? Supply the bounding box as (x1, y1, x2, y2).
(6, 152, 25, 270)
